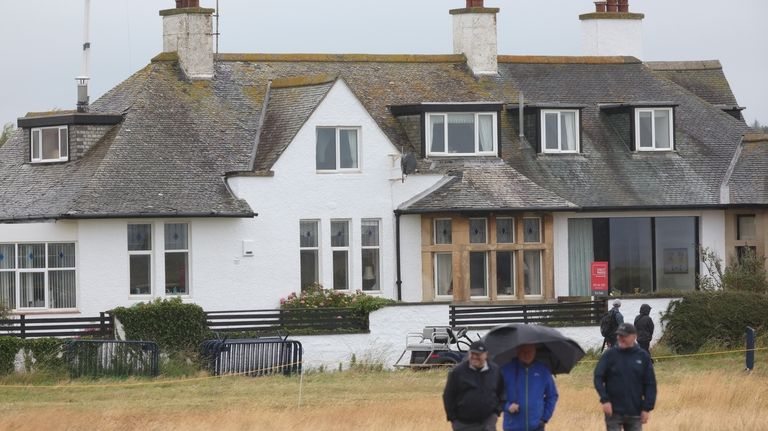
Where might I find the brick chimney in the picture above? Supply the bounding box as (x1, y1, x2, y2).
(450, 0, 499, 75)
(580, 0, 644, 58)
(160, 0, 215, 79)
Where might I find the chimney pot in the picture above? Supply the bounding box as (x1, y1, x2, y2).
(466, 0, 484, 7)
(176, 0, 199, 8)
(618, 0, 629, 13)
(595, 2, 607, 13)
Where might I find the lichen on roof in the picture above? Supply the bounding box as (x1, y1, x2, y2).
(271, 74, 337, 89)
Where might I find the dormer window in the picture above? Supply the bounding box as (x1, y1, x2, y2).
(31, 126, 69, 163)
(635, 108, 674, 151)
(541, 109, 579, 153)
(426, 112, 497, 156)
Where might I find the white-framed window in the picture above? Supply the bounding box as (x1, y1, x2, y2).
(541, 109, 579, 153)
(426, 112, 497, 156)
(31, 126, 69, 163)
(0, 242, 76, 310)
(635, 108, 674, 151)
(299, 220, 320, 290)
(523, 250, 543, 297)
(361, 219, 381, 292)
(330, 220, 351, 290)
(434, 252, 453, 298)
(128, 224, 152, 296)
(316, 127, 360, 171)
(164, 223, 189, 295)
(523, 217, 542, 243)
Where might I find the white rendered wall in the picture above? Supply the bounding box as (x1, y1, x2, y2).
(581, 18, 642, 58)
(554, 210, 726, 297)
(452, 12, 498, 75)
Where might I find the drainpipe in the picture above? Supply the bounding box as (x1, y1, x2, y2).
(395, 211, 403, 301)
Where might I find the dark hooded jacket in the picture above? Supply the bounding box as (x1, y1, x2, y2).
(634, 304, 654, 343)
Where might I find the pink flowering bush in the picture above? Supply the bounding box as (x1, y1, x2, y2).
(280, 283, 395, 314)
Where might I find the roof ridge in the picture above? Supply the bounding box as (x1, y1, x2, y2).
(270, 74, 337, 89)
(498, 55, 640, 64)
(645, 60, 722, 71)
(214, 53, 466, 63)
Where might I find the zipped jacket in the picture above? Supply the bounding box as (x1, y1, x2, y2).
(633, 304, 655, 343)
(594, 344, 657, 415)
(443, 360, 505, 423)
(501, 360, 558, 431)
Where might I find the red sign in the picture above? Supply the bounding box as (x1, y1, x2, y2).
(591, 262, 609, 296)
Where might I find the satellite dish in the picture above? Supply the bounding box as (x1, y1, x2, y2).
(401, 153, 417, 176)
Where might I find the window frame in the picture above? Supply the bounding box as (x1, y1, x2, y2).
(299, 219, 321, 290)
(433, 218, 453, 245)
(634, 107, 675, 152)
(330, 219, 351, 291)
(523, 249, 544, 298)
(736, 214, 757, 241)
(523, 217, 542, 244)
(540, 109, 580, 153)
(360, 218, 381, 292)
(164, 222, 190, 296)
(495, 250, 517, 298)
(315, 127, 362, 173)
(127, 224, 153, 297)
(425, 112, 498, 156)
(2, 242, 77, 311)
(30, 126, 69, 163)
(434, 252, 454, 300)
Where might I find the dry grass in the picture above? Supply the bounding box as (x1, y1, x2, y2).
(1, 354, 767, 431)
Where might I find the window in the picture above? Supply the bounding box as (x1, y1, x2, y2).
(496, 218, 515, 243)
(635, 108, 674, 151)
(523, 218, 542, 243)
(469, 251, 488, 297)
(31, 126, 68, 163)
(361, 219, 380, 291)
(331, 220, 350, 290)
(541, 110, 579, 153)
(434, 219, 452, 245)
(496, 251, 515, 297)
(435, 253, 453, 297)
(128, 224, 152, 296)
(164, 223, 189, 295)
(426, 112, 497, 156)
(0, 242, 76, 310)
(316, 127, 360, 171)
(737, 215, 756, 241)
(469, 218, 487, 244)
(299, 220, 320, 290)
(523, 250, 542, 296)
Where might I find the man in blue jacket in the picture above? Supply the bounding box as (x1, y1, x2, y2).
(594, 323, 657, 430)
(501, 344, 559, 431)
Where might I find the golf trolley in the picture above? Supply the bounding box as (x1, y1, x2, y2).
(393, 326, 475, 369)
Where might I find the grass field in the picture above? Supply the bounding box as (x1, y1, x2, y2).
(0, 352, 766, 431)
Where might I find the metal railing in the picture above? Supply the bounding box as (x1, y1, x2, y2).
(449, 300, 608, 328)
(201, 338, 303, 376)
(65, 340, 159, 378)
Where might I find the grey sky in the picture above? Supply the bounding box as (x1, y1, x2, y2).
(1, 0, 766, 127)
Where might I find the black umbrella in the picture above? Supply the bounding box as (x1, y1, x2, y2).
(482, 324, 585, 374)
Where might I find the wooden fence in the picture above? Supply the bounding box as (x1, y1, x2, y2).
(206, 308, 369, 334)
(449, 300, 608, 329)
(0, 312, 113, 339)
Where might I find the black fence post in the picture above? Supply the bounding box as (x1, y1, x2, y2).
(522, 305, 528, 324)
(746, 326, 756, 372)
(99, 312, 107, 338)
(19, 314, 25, 339)
(449, 306, 455, 328)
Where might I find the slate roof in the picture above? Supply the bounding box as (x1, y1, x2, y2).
(728, 134, 768, 205)
(0, 52, 761, 222)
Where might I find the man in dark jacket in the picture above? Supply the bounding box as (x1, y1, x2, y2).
(443, 341, 505, 431)
(594, 323, 657, 431)
(604, 300, 624, 348)
(633, 304, 654, 355)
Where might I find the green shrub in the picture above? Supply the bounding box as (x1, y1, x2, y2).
(0, 337, 66, 376)
(699, 247, 768, 293)
(112, 297, 211, 354)
(661, 291, 768, 353)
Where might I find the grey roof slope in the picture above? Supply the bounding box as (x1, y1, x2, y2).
(728, 134, 768, 205)
(646, 60, 740, 107)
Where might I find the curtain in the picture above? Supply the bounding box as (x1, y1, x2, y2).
(544, 113, 559, 150)
(478, 114, 494, 152)
(523, 251, 542, 295)
(435, 253, 453, 296)
(568, 219, 594, 296)
(316, 128, 336, 169)
(654, 110, 671, 149)
(561, 112, 577, 151)
(339, 129, 358, 169)
(49, 270, 76, 309)
(0, 272, 14, 309)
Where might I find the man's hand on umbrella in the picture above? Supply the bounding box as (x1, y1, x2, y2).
(508, 403, 520, 414)
(601, 402, 613, 416)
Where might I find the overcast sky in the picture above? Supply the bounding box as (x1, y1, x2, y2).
(1, 0, 766, 127)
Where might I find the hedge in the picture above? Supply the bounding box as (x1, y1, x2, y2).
(112, 297, 211, 354)
(0, 337, 66, 375)
(661, 291, 768, 353)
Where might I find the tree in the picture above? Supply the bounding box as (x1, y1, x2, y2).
(751, 119, 768, 133)
(699, 246, 767, 294)
(0, 122, 13, 147)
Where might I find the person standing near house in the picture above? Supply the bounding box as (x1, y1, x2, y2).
(601, 300, 624, 349)
(633, 304, 654, 355)
(501, 344, 559, 431)
(443, 341, 505, 431)
(594, 323, 657, 431)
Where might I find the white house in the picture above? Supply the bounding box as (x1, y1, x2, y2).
(0, 0, 766, 317)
